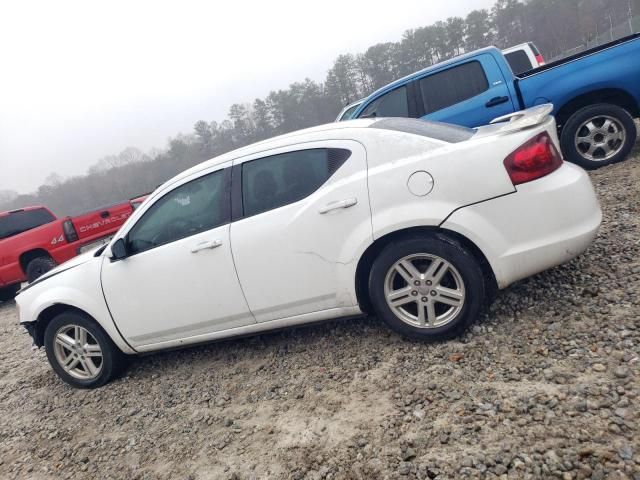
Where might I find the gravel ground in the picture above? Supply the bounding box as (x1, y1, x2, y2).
(1, 144, 639, 480)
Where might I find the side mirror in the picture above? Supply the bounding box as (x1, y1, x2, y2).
(111, 238, 128, 260)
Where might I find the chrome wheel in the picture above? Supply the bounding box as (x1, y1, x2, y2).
(53, 325, 103, 380)
(574, 115, 626, 162)
(384, 253, 465, 328)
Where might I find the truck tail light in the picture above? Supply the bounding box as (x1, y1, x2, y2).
(535, 54, 545, 65)
(62, 219, 79, 242)
(503, 132, 562, 185)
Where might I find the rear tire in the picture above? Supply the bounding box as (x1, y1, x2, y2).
(26, 256, 57, 283)
(368, 235, 485, 340)
(0, 284, 20, 302)
(44, 311, 127, 389)
(560, 103, 636, 169)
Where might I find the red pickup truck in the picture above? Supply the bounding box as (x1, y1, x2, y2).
(0, 197, 146, 300)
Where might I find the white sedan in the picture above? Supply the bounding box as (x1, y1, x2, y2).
(16, 105, 601, 388)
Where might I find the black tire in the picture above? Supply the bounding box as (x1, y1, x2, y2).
(368, 235, 485, 340)
(25, 256, 57, 283)
(560, 103, 637, 169)
(0, 284, 20, 302)
(44, 311, 127, 388)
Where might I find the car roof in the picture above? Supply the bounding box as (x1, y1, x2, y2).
(0, 206, 48, 217)
(359, 46, 499, 108)
(170, 119, 378, 183)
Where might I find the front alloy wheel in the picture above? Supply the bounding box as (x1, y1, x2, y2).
(53, 325, 103, 380)
(44, 312, 127, 388)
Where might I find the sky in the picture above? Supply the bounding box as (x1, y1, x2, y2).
(0, 0, 496, 194)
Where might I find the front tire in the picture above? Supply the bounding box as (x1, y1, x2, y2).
(560, 103, 636, 169)
(26, 256, 57, 283)
(0, 284, 20, 302)
(368, 235, 485, 340)
(44, 311, 126, 388)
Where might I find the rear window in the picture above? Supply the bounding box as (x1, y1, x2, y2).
(505, 50, 533, 75)
(0, 208, 56, 240)
(369, 118, 475, 143)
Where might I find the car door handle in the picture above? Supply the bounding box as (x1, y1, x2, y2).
(485, 96, 509, 108)
(191, 239, 222, 253)
(318, 198, 358, 214)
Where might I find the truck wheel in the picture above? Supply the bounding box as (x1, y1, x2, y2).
(44, 311, 127, 389)
(0, 284, 20, 302)
(560, 103, 637, 169)
(26, 256, 57, 283)
(368, 235, 485, 340)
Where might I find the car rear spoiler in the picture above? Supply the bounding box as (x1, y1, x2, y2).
(489, 103, 554, 133)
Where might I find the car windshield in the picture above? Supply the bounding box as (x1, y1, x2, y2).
(0, 208, 56, 240)
(338, 103, 361, 121)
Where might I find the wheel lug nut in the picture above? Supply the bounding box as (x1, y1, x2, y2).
(413, 281, 420, 286)
(426, 280, 432, 286)
(421, 297, 428, 302)
(411, 291, 418, 296)
(430, 290, 437, 296)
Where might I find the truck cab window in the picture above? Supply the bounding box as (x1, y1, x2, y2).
(360, 86, 409, 119)
(419, 61, 489, 114)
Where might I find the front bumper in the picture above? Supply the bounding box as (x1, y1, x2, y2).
(441, 162, 601, 288)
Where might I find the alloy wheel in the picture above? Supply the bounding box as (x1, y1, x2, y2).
(574, 115, 626, 162)
(383, 253, 465, 328)
(53, 325, 103, 380)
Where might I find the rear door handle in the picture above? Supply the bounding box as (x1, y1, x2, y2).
(318, 198, 358, 214)
(191, 239, 222, 253)
(485, 96, 509, 108)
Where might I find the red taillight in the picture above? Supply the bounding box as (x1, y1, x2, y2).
(535, 54, 545, 65)
(62, 218, 79, 242)
(503, 132, 563, 185)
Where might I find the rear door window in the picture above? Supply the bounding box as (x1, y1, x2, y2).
(419, 61, 489, 114)
(241, 148, 350, 217)
(0, 208, 56, 240)
(504, 50, 533, 75)
(359, 86, 409, 119)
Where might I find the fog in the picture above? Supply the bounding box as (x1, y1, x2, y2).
(0, 0, 495, 194)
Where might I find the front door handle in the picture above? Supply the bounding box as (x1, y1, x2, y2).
(191, 239, 222, 253)
(485, 96, 509, 108)
(318, 198, 358, 214)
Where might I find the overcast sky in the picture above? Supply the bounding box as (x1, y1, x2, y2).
(0, 0, 495, 194)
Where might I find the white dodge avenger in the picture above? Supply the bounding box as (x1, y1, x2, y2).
(16, 105, 601, 388)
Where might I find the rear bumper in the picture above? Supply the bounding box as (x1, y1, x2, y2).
(441, 163, 601, 288)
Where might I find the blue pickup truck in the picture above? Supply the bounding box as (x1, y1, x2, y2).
(351, 33, 640, 169)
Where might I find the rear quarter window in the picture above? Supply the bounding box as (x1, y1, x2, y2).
(504, 50, 533, 75)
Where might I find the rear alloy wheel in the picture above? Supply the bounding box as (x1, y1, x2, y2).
(561, 103, 636, 169)
(369, 236, 485, 340)
(26, 256, 57, 283)
(383, 253, 466, 328)
(44, 312, 127, 388)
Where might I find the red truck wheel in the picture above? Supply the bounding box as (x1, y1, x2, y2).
(26, 257, 57, 283)
(0, 284, 20, 302)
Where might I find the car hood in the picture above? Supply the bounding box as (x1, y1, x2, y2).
(20, 247, 101, 292)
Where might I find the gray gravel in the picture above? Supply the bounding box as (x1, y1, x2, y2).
(1, 144, 639, 479)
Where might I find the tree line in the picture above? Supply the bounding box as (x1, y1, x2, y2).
(2, 0, 638, 216)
